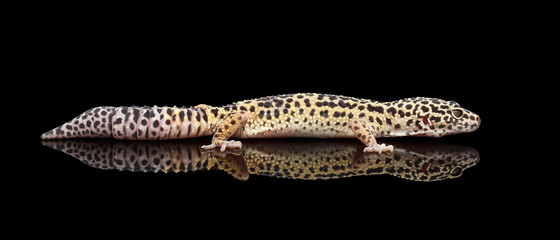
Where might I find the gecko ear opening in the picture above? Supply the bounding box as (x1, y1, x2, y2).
(422, 114, 431, 126)
(451, 108, 464, 119)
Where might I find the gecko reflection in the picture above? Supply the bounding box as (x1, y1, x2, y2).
(42, 139, 479, 182)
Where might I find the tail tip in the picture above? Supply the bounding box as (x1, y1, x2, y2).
(41, 129, 56, 140)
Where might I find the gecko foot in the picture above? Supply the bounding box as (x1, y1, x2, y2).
(201, 140, 243, 152)
(364, 143, 394, 154)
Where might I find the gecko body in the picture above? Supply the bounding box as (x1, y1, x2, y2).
(41, 93, 480, 153)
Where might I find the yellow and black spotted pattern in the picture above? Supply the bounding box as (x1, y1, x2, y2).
(41, 93, 480, 152)
(206, 93, 480, 139)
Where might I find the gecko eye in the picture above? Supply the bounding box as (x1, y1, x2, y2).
(449, 167, 463, 177)
(451, 108, 464, 119)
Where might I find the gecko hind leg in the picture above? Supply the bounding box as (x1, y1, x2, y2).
(201, 110, 249, 152)
(349, 119, 394, 154)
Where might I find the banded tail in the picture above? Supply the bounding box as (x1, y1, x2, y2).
(41, 106, 214, 140)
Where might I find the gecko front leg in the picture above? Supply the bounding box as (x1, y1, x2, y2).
(349, 119, 394, 154)
(202, 110, 249, 152)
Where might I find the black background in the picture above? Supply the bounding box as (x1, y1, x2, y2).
(14, 5, 530, 236)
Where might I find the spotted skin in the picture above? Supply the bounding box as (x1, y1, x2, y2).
(41, 106, 214, 140)
(41, 139, 480, 182)
(41, 93, 481, 153)
(350, 119, 394, 153)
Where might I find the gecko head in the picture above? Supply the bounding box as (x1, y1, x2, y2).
(397, 97, 481, 137)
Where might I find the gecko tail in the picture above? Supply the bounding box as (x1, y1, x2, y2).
(41, 106, 212, 140)
(41, 106, 115, 140)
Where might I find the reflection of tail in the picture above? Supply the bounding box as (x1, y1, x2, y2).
(41, 106, 213, 140)
(41, 139, 214, 173)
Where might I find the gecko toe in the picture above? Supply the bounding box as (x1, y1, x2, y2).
(364, 143, 394, 154)
(221, 140, 242, 152)
(201, 143, 217, 150)
(203, 140, 243, 152)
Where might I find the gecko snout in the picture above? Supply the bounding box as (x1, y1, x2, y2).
(472, 114, 481, 130)
(466, 113, 481, 133)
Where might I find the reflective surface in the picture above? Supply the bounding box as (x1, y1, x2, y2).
(41, 139, 479, 182)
